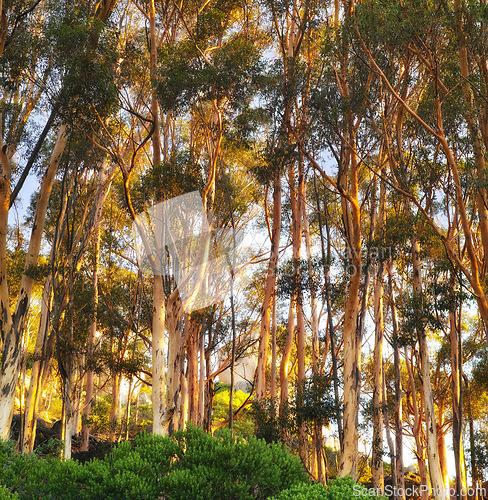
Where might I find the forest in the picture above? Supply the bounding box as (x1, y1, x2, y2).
(1, 0, 488, 499)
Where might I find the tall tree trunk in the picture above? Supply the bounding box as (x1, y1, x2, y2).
(109, 373, 120, 441)
(81, 225, 100, 451)
(372, 170, 386, 491)
(383, 375, 396, 500)
(436, 398, 449, 491)
(412, 237, 446, 499)
(148, 0, 167, 437)
(465, 378, 479, 500)
(450, 309, 467, 500)
(295, 155, 307, 465)
(270, 293, 277, 403)
(455, 0, 488, 275)
(388, 262, 405, 500)
(152, 275, 166, 435)
(0, 124, 68, 440)
(187, 317, 199, 424)
(21, 275, 52, 453)
(372, 261, 385, 493)
(256, 172, 281, 399)
(203, 326, 213, 432)
(406, 347, 429, 500)
(62, 286, 75, 459)
(166, 290, 183, 434)
(280, 160, 302, 415)
(314, 176, 343, 445)
(338, 144, 362, 480)
(198, 321, 206, 426)
(304, 183, 322, 482)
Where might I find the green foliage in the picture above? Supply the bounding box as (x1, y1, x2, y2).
(271, 477, 387, 500)
(252, 375, 336, 446)
(0, 485, 18, 500)
(166, 426, 308, 499)
(45, 13, 119, 128)
(467, 430, 488, 479)
(86, 395, 113, 434)
(0, 426, 312, 499)
(34, 438, 63, 459)
(212, 385, 254, 437)
(277, 258, 323, 302)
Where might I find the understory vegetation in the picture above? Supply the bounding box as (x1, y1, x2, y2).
(0, 426, 384, 500)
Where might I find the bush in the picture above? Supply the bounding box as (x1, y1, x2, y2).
(0, 426, 307, 499)
(162, 425, 308, 499)
(0, 428, 381, 500)
(271, 477, 387, 500)
(0, 485, 18, 500)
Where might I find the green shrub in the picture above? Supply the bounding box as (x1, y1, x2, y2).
(271, 477, 387, 500)
(161, 425, 308, 499)
(0, 485, 18, 500)
(0, 428, 378, 500)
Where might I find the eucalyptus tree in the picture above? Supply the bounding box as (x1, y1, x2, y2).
(0, 0, 120, 441)
(127, 0, 266, 435)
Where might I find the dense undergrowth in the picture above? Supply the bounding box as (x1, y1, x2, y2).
(0, 426, 385, 500)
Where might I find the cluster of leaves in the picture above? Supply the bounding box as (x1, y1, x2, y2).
(270, 476, 387, 500)
(276, 257, 324, 302)
(212, 386, 254, 437)
(0, 426, 310, 499)
(252, 375, 336, 445)
(0, 429, 385, 499)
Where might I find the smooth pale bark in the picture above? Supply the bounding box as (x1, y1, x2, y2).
(0, 117, 12, 351)
(450, 310, 467, 500)
(62, 290, 75, 459)
(21, 275, 52, 453)
(372, 172, 385, 492)
(405, 348, 429, 500)
(152, 275, 166, 435)
(314, 177, 343, 445)
(280, 161, 302, 412)
(436, 399, 449, 492)
(179, 373, 188, 431)
(148, 0, 167, 436)
(336, 3, 363, 477)
(295, 155, 306, 464)
(81, 226, 100, 451)
(372, 261, 385, 493)
(338, 146, 362, 479)
(270, 294, 277, 402)
(304, 186, 322, 482)
(412, 237, 446, 500)
(465, 380, 480, 499)
(186, 318, 199, 423)
(198, 321, 205, 426)
(109, 373, 121, 441)
(339, 254, 361, 479)
(256, 172, 281, 399)
(166, 290, 183, 434)
(388, 262, 405, 500)
(279, 294, 294, 416)
(0, 124, 67, 440)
